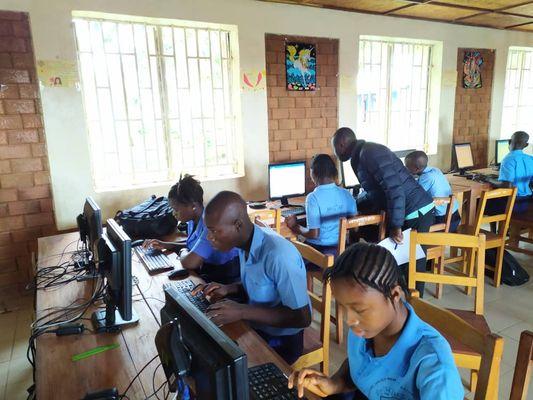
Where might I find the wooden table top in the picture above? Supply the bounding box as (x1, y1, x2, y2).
(36, 232, 318, 400)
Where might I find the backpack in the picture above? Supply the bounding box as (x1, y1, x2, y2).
(485, 248, 529, 286)
(115, 195, 177, 239)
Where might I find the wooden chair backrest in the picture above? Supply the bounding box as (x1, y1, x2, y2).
(337, 212, 387, 254)
(510, 330, 533, 400)
(410, 295, 504, 400)
(473, 188, 517, 239)
(249, 208, 281, 234)
(429, 195, 455, 233)
(409, 231, 486, 314)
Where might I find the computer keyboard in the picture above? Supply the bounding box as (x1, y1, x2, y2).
(248, 363, 304, 400)
(134, 247, 175, 275)
(164, 280, 210, 313)
(281, 206, 305, 218)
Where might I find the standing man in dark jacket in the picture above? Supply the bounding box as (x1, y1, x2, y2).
(332, 127, 435, 296)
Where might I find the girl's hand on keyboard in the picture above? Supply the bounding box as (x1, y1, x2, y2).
(206, 300, 245, 326)
(288, 369, 337, 398)
(142, 239, 166, 250)
(285, 215, 297, 229)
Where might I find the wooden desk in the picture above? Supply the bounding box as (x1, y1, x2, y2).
(447, 170, 493, 226)
(36, 232, 318, 399)
(248, 196, 306, 239)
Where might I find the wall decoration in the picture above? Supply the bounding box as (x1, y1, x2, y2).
(463, 51, 483, 89)
(241, 69, 266, 91)
(285, 42, 316, 91)
(37, 60, 79, 88)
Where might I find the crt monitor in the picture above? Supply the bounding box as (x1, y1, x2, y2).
(159, 285, 248, 399)
(268, 161, 306, 206)
(495, 139, 510, 166)
(92, 218, 139, 333)
(77, 197, 103, 257)
(341, 160, 359, 188)
(453, 143, 474, 174)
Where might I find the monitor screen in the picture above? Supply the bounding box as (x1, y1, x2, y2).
(496, 139, 510, 165)
(83, 197, 102, 255)
(341, 160, 359, 188)
(268, 162, 306, 199)
(454, 143, 474, 170)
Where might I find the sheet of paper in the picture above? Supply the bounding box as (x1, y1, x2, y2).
(377, 228, 425, 266)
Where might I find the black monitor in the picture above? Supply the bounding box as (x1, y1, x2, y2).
(452, 143, 474, 175)
(77, 197, 103, 259)
(495, 139, 510, 166)
(393, 148, 417, 163)
(91, 219, 139, 333)
(159, 285, 248, 399)
(268, 161, 306, 206)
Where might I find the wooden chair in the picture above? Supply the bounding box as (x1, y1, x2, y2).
(249, 208, 281, 234)
(409, 294, 504, 400)
(333, 212, 387, 344)
(506, 201, 533, 257)
(409, 231, 492, 393)
(291, 240, 334, 375)
(427, 195, 455, 299)
(510, 330, 533, 400)
(458, 188, 517, 290)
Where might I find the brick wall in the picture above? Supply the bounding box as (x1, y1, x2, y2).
(265, 34, 338, 191)
(452, 48, 495, 168)
(0, 11, 56, 289)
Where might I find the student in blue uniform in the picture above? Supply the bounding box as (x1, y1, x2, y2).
(289, 243, 463, 400)
(143, 175, 239, 284)
(404, 151, 461, 232)
(285, 154, 357, 255)
(193, 191, 311, 364)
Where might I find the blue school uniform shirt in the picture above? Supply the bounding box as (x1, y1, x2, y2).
(187, 216, 238, 265)
(347, 302, 463, 400)
(417, 166, 459, 217)
(238, 225, 310, 337)
(499, 150, 533, 197)
(305, 183, 357, 246)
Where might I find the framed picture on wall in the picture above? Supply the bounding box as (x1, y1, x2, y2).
(285, 42, 316, 91)
(463, 51, 483, 89)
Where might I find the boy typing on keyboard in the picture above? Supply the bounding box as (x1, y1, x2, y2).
(192, 191, 311, 364)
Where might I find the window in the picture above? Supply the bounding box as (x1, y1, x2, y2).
(501, 47, 533, 138)
(356, 37, 439, 153)
(73, 14, 242, 190)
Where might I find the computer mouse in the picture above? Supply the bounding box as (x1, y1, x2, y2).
(168, 269, 189, 280)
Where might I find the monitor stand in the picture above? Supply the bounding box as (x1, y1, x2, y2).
(91, 298, 139, 333)
(279, 196, 301, 209)
(453, 168, 473, 178)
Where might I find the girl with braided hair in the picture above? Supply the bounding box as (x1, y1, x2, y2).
(289, 242, 463, 400)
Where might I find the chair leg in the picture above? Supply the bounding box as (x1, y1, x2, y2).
(335, 303, 344, 345)
(493, 246, 505, 288)
(307, 274, 313, 292)
(435, 257, 444, 299)
(470, 369, 478, 393)
(463, 249, 474, 296)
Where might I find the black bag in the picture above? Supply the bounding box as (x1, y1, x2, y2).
(485, 249, 529, 286)
(115, 195, 177, 239)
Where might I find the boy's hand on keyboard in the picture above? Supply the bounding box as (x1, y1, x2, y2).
(192, 282, 229, 302)
(288, 369, 337, 398)
(142, 239, 167, 250)
(206, 300, 245, 326)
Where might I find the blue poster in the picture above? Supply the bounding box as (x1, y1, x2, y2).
(286, 42, 316, 91)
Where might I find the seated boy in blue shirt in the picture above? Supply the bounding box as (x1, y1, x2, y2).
(194, 191, 311, 364)
(289, 243, 463, 400)
(286, 154, 357, 255)
(405, 151, 461, 232)
(143, 175, 239, 283)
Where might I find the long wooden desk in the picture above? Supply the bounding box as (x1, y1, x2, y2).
(36, 232, 318, 399)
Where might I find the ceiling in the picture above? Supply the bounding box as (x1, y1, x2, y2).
(257, 0, 533, 32)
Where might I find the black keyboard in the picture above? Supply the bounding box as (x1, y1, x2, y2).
(248, 363, 304, 400)
(164, 280, 210, 313)
(134, 247, 175, 275)
(281, 206, 305, 218)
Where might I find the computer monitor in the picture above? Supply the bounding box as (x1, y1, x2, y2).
(77, 197, 103, 256)
(453, 143, 474, 175)
(91, 219, 139, 333)
(159, 285, 248, 399)
(340, 160, 359, 188)
(393, 149, 417, 162)
(495, 139, 510, 166)
(268, 161, 306, 206)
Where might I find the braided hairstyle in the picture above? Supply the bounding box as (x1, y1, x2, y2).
(168, 174, 203, 206)
(324, 242, 407, 302)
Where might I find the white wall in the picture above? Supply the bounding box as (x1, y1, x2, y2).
(1, 0, 532, 229)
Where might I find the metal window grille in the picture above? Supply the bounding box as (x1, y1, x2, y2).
(73, 17, 239, 190)
(357, 39, 433, 152)
(501, 48, 533, 137)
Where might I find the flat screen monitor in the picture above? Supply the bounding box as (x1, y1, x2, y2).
(78, 197, 103, 256)
(92, 219, 138, 333)
(160, 285, 248, 399)
(495, 139, 510, 166)
(268, 161, 306, 205)
(453, 143, 474, 172)
(341, 160, 359, 188)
